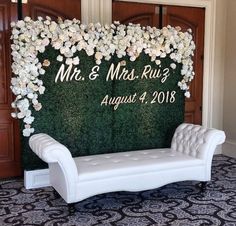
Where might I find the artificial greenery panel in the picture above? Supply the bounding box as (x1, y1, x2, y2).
(21, 48, 184, 170)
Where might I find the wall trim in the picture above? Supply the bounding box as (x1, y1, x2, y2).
(24, 169, 50, 189)
(222, 140, 236, 158)
(100, 0, 112, 25)
(81, 0, 100, 24)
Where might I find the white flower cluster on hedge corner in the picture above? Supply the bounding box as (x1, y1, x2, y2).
(10, 16, 195, 137)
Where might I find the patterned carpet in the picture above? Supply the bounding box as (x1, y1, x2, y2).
(0, 155, 236, 226)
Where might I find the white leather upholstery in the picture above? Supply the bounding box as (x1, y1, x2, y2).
(75, 149, 203, 182)
(29, 123, 226, 203)
(29, 134, 79, 203)
(171, 123, 226, 159)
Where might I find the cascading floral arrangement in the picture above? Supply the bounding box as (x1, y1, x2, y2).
(10, 16, 195, 137)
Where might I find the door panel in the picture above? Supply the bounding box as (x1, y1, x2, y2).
(0, 0, 21, 178)
(113, 2, 204, 125)
(24, 0, 81, 20)
(112, 1, 160, 27)
(0, 4, 8, 105)
(162, 6, 205, 124)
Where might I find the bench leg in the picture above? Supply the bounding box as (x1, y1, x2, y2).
(199, 181, 207, 192)
(68, 203, 76, 215)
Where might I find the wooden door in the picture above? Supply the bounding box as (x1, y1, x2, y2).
(162, 6, 205, 124)
(0, 0, 21, 178)
(23, 0, 81, 20)
(0, 0, 81, 178)
(112, 2, 204, 124)
(112, 1, 160, 27)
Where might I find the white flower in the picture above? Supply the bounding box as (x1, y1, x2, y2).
(53, 41, 63, 50)
(17, 112, 25, 119)
(23, 127, 34, 137)
(23, 116, 35, 124)
(73, 56, 80, 65)
(16, 20, 25, 28)
(38, 86, 45, 94)
(11, 102, 17, 108)
(84, 33, 90, 40)
(95, 52, 103, 61)
(11, 112, 17, 118)
(57, 55, 63, 62)
(65, 58, 73, 65)
(71, 45, 77, 53)
(170, 63, 176, 69)
(32, 98, 38, 105)
(155, 60, 161, 65)
(184, 91, 190, 98)
(86, 48, 94, 56)
(10, 21, 16, 27)
(130, 56, 136, 62)
(96, 60, 102, 65)
(34, 103, 42, 111)
(39, 68, 45, 75)
(27, 93, 34, 99)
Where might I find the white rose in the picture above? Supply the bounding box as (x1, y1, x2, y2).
(38, 86, 45, 94)
(23, 116, 35, 124)
(65, 58, 73, 65)
(84, 33, 90, 40)
(34, 103, 42, 111)
(184, 91, 190, 98)
(27, 93, 34, 99)
(23, 127, 34, 137)
(39, 68, 45, 75)
(17, 112, 25, 119)
(96, 60, 101, 65)
(155, 60, 161, 65)
(57, 55, 63, 62)
(95, 52, 103, 60)
(11, 112, 17, 118)
(170, 63, 177, 69)
(73, 56, 80, 65)
(32, 98, 38, 105)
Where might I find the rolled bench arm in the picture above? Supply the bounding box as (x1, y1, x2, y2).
(29, 134, 79, 203)
(29, 133, 73, 164)
(171, 123, 226, 160)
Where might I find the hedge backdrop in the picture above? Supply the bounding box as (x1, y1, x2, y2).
(21, 46, 184, 170)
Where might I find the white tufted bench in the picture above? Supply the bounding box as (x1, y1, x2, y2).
(29, 123, 225, 206)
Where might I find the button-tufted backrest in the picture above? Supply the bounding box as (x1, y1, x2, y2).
(171, 123, 226, 160)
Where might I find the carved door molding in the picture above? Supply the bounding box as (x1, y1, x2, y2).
(0, 0, 21, 178)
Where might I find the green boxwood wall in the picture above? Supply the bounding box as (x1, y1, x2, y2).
(21, 46, 184, 170)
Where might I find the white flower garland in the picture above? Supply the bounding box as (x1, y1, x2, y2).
(10, 16, 195, 137)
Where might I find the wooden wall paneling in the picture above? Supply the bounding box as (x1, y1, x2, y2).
(162, 6, 205, 124)
(23, 0, 81, 20)
(112, 1, 160, 27)
(0, 0, 21, 178)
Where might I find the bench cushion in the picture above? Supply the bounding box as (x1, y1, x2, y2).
(75, 148, 204, 182)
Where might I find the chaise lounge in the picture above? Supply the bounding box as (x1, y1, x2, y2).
(29, 123, 225, 207)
